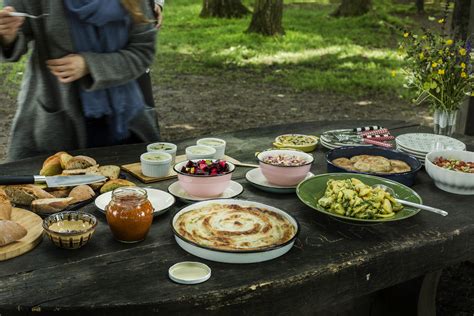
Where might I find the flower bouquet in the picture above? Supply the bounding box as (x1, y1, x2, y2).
(399, 16, 474, 135)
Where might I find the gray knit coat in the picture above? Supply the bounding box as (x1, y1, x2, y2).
(0, 0, 160, 161)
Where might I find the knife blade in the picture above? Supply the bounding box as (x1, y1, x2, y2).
(0, 175, 107, 188)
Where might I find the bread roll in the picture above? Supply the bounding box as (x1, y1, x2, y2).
(0, 189, 12, 220)
(59, 153, 73, 169)
(46, 188, 72, 198)
(68, 185, 95, 203)
(4, 185, 55, 206)
(100, 179, 136, 194)
(99, 165, 120, 180)
(65, 156, 97, 170)
(31, 197, 74, 215)
(39, 151, 70, 176)
(89, 181, 105, 191)
(0, 220, 27, 247)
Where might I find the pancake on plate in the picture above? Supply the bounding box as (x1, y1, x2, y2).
(174, 203, 296, 251)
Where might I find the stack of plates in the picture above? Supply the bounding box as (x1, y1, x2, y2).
(395, 133, 466, 164)
(320, 129, 371, 150)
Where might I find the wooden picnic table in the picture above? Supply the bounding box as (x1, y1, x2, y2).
(0, 120, 473, 316)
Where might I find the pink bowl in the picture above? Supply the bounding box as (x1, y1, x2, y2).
(174, 160, 235, 198)
(258, 150, 313, 186)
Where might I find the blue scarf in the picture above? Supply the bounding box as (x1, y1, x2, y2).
(64, 0, 146, 142)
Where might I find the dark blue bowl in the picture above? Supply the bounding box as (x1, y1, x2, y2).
(326, 146, 422, 186)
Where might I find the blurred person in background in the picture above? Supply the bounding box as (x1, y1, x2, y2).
(0, 0, 160, 161)
(153, 0, 164, 29)
(137, 0, 164, 110)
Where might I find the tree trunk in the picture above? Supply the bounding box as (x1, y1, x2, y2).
(200, 0, 250, 19)
(451, 0, 470, 40)
(246, 0, 284, 36)
(332, 0, 372, 17)
(415, 0, 424, 13)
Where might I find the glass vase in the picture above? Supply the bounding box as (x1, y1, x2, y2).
(433, 109, 458, 136)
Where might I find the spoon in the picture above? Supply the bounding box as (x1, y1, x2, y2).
(373, 184, 448, 216)
(8, 12, 49, 19)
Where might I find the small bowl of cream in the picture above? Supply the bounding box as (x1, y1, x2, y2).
(196, 138, 226, 159)
(43, 211, 98, 249)
(141, 152, 173, 178)
(185, 145, 216, 160)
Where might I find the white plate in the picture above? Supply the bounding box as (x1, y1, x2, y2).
(320, 138, 339, 150)
(396, 133, 466, 154)
(396, 147, 426, 159)
(94, 188, 175, 217)
(246, 168, 314, 193)
(171, 199, 298, 264)
(321, 129, 372, 148)
(168, 180, 243, 203)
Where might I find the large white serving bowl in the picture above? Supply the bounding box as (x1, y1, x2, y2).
(171, 199, 299, 264)
(425, 150, 474, 195)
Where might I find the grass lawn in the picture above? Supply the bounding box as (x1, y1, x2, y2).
(0, 0, 445, 99)
(153, 0, 442, 97)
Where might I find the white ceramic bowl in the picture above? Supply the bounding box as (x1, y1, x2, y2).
(185, 145, 216, 160)
(147, 142, 177, 165)
(425, 150, 474, 195)
(171, 199, 299, 264)
(140, 152, 172, 178)
(197, 138, 226, 159)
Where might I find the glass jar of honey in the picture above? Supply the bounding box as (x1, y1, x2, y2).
(106, 187, 154, 243)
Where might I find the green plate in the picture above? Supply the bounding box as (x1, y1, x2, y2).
(296, 173, 422, 223)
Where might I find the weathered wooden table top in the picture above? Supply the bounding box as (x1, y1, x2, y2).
(1, 120, 473, 315)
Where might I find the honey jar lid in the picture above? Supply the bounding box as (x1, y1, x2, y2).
(168, 261, 211, 285)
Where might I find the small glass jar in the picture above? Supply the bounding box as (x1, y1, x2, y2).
(106, 187, 154, 243)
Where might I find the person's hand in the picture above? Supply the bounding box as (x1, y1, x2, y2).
(46, 54, 90, 83)
(0, 7, 25, 47)
(154, 4, 163, 29)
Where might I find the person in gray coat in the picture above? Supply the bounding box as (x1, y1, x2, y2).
(0, 0, 161, 161)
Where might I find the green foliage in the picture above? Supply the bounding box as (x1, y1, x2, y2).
(154, 0, 417, 96)
(0, 0, 444, 98)
(399, 16, 474, 111)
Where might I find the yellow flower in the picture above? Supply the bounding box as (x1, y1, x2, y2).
(446, 39, 453, 46)
(461, 62, 466, 69)
(460, 48, 467, 56)
(461, 72, 468, 78)
(391, 70, 397, 77)
(437, 58, 443, 64)
(438, 18, 445, 24)
(438, 69, 445, 75)
(419, 52, 424, 60)
(403, 32, 409, 38)
(432, 62, 438, 68)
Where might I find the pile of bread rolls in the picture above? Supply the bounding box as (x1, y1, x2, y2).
(1, 151, 135, 217)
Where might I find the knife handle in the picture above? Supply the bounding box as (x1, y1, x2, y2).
(0, 175, 36, 185)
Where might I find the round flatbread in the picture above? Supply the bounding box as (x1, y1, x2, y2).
(354, 156, 391, 173)
(332, 158, 355, 170)
(390, 160, 411, 173)
(174, 203, 296, 251)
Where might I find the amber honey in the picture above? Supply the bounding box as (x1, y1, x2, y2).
(106, 187, 153, 243)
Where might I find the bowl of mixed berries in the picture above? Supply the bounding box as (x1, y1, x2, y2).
(174, 159, 235, 197)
